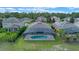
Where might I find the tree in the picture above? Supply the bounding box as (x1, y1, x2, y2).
(69, 17, 74, 23)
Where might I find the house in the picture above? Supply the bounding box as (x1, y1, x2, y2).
(2, 17, 23, 32)
(23, 21, 55, 40)
(74, 18, 79, 22)
(52, 22, 64, 30)
(63, 17, 71, 22)
(52, 21, 79, 42)
(52, 21, 77, 30)
(63, 26, 79, 42)
(19, 18, 33, 27)
(50, 16, 60, 23)
(2, 17, 34, 32)
(35, 16, 47, 22)
(74, 18, 79, 28)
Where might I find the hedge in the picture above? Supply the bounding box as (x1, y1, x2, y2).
(0, 32, 18, 42)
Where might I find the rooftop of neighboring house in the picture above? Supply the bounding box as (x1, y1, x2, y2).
(35, 16, 47, 22)
(53, 21, 79, 34)
(63, 26, 79, 34)
(52, 21, 67, 29)
(2, 17, 34, 24)
(74, 18, 79, 22)
(3, 17, 20, 23)
(50, 16, 60, 22)
(19, 18, 33, 23)
(63, 17, 71, 22)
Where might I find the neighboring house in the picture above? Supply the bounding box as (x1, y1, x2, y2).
(2, 17, 22, 32)
(74, 18, 79, 28)
(74, 18, 79, 22)
(63, 17, 71, 22)
(63, 26, 79, 42)
(74, 22, 79, 28)
(2, 17, 34, 32)
(52, 22, 64, 30)
(50, 16, 60, 23)
(52, 21, 79, 32)
(35, 16, 47, 22)
(52, 22, 79, 42)
(23, 22, 55, 40)
(19, 18, 33, 27)
(71, 18, 79, 28)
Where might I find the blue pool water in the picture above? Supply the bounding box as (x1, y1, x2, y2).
(31, 35, 48, 39)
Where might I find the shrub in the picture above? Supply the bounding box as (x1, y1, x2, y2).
(0, 28, 6, 33)
(0, 32, 18, 42)
(0, 27, 26, 42)
(17, 27, 26, 37)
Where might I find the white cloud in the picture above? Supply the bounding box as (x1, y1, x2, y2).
(18, 8, 25, 10)
(0, 7, 79, 13)
(32, 8, 49, 12)
(0, 8, 6, 12)
(5, 8, 15, 10)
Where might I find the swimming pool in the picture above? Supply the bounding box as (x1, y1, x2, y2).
(31, 35, 48, 39)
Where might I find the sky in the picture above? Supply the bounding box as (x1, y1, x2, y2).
(0, 0, 79, 13)
(0, 0, 79, 7)
(0, 7, 79, 13)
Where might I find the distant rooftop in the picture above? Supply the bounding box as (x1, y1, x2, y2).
(3, 17, 20, 23)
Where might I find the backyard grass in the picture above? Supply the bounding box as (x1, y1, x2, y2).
(0, 34, 79, 51)
(9, 35, 63, 51)
(0, 42, 14, 51)
(62, 43, 79, 51)
(0, 38, 79, 51)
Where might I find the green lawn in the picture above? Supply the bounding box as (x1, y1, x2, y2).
(0, 31, 69, 51)
(62, 43, 79, 51)
(0, 32, 79, 51)
(0, 35, 63, 51)
(0, 37, 79, 51)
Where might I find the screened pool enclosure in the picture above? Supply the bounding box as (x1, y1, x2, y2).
(23, 22, 55, 40)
